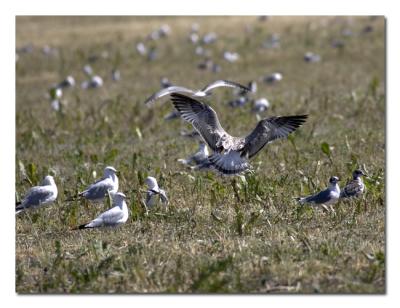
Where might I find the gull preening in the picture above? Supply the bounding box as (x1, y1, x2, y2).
(170, 93, 308, 175)
(340, 169, 366, 198)
(16, 175, 58, 214)
(144, 80, 250, 105)
(145, 177, 169, 209)
(68, 166, 119, 202)
(296, 176, 341, 207)
(73, 192, 128, 229)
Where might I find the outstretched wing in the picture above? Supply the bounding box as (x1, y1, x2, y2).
(201, 80, 250, 94)
(144, 86, 196, 105)
(170, 93, 229, 152)
(242, 115, 308, 159)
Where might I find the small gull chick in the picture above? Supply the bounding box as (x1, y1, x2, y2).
(340, 169, 366, 198)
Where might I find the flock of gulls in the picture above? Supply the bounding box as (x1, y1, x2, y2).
(16, 78, 367, 229)
(16, 18, 374, 230)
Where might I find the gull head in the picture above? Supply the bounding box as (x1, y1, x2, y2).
(113, 192, 127, 202)
(353, 169, 366, 179)
(329, 176, 340, 185)
(145, 176, 159, 189)
(41, 175, 55, 186)
(104, 166, 118, 177)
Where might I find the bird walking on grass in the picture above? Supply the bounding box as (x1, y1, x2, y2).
(296, 176, 341, 209)
(67, 166, 119, 202)
(145, 176, 169, 209)
(170, 93, 307, 175)
(340, 169, 366, 198)
(73, 192, 128, 229)
(16, 175, 58, 214)
(144, 80, 250, 105)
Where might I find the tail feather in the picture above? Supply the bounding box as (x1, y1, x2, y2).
(208, 151, 250, 175)
(72, 223, 90, 230)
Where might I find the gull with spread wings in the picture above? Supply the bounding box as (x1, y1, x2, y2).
(144, 80, 250, 105)
(170, 93, 308, 175)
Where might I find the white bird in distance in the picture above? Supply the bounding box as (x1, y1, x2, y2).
(16, 175, 58, 214)
(67, 166, 119, 202)
(170, 93, 308, 175)
(144, 80, 251, 105)
(73, 192, 128, 229)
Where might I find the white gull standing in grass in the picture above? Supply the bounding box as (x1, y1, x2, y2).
(73, 192, 128, 229)
(16, 175, 58, 214)
(296, 176, 341, 210)
(144, 80, 250, 105)
(67, 166, 118, 202)
(170, 93, 308, 175)
(145, 177, 168, 209)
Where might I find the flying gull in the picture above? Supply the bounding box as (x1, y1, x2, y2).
(73, 192, 128, 229)
(340, 169, 366, 198)
(144, 80, 250, 105)
(67, 166, 119, 202)
(145, 176, 169, 209)
(296, 176, 341, 208)
(170, 93, 308, 175)
(16, 175, 58, 214)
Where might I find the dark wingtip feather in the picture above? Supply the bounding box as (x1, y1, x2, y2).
(72, 223, 88, 230)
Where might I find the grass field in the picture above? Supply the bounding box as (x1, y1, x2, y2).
(15, 16, 385, 293)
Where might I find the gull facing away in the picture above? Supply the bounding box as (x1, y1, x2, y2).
(340, 169, 366, 198)
(16, 175, 58, 214)
(296, 176, 341, 208)
(73, 192, 128, 229)
(145, 177, 169, 209)
(144, 80, 251, 105)
(178, 142, 210, 167)
(67, 166, 119, 202)
(170, 93, 308, 175)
